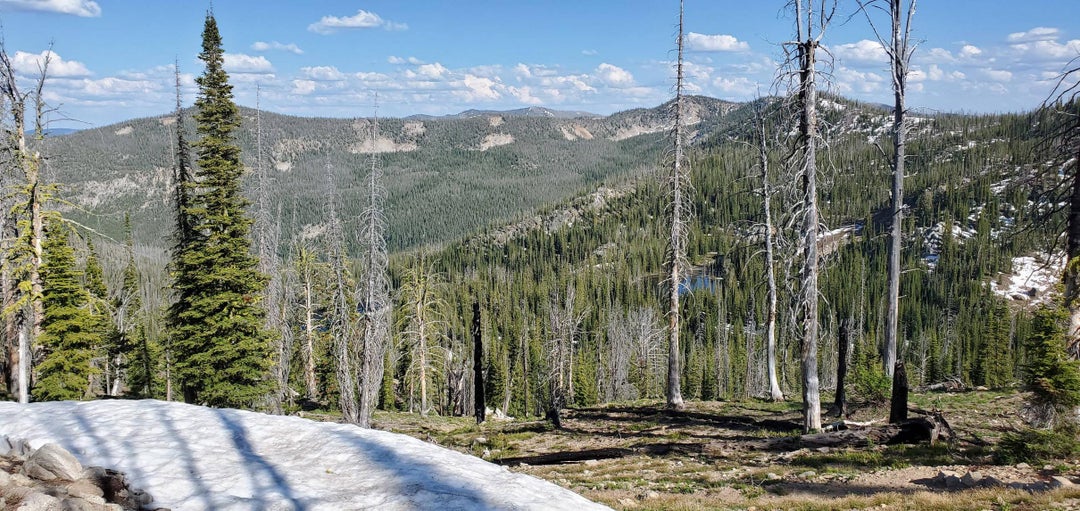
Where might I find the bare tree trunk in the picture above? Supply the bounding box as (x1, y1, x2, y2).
(473, 301, 485, 424)
(664, 0, 688, 410)
(756, 118, 784, 402)
(889, 359, 909, 423)
(299, 252, 318, 400)
(325, 158, 359, 424)
(833, 317, 851, 417)
(356, 107, 391, 428)
(790, 0, 835, 433)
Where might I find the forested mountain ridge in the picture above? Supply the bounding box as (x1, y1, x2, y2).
(411, 97, 1054, 416)
(44, 95, 734, 251)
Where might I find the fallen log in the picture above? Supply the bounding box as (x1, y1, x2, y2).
(493, 442, 705, 466)
(763, 413, 954, 451)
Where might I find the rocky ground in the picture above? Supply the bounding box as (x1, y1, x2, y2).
(0, 437, 159, 511)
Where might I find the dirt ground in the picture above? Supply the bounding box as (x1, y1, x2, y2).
(372, 391, 1080, 510)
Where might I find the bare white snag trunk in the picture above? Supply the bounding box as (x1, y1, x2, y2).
(665, 0, 688, 410)
(758, 118, 784, 402)
(860, 0, 915, 379)
(789, 0, 834, 433)
(356, 107, 391, 428)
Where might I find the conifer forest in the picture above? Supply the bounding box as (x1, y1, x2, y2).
(5, 2, 1080, 509)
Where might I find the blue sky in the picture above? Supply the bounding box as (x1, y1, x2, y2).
(2, 0, 1079, 128)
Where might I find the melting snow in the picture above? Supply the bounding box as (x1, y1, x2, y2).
(0, 400, 611, 511)
(991, 255, 1063, 304)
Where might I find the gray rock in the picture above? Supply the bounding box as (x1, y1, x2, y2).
(935, 469, 959, 482)
(23, 444, 83, 481)
(15, 491, 61, 511)
(1007, 481, 1026, 490)
(1015, 462, 1031, 470)
(961, 471, 983, 488)
(980, 475, 1003, 488)
(58, 498, 99, 511)
(798, 470, 816, 479)
(0, 469, 10, 485)
(765, 472, 781, 481)
(944, 475, 963, 489)
(66, 480, 104, 499)
(1050, 475, 1075, 489)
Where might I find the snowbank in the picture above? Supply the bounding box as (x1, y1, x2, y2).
(0, 400, 611, 511)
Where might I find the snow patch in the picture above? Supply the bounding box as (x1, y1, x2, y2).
(488, 116, 504, 127)
(114, 126, 134, 136)
(991, 254, 1063, 304)
(0, 400, 611, 511)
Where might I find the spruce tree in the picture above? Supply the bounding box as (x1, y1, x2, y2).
(168, 12, 270, 408)
(36, 221, 98, 401)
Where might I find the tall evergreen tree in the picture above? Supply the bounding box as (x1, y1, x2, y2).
(36, 221, 98, 401)
(168, 12, 270, 408)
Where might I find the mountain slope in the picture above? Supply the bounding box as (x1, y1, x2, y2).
(45, 96, 732, 251)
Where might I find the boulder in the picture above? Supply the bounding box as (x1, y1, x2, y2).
(1050, 475, 1075, 489)
(23, 444, 83, 481)
(14, 491, 61, 511)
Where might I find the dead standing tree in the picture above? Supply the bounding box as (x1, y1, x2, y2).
(663, 0, 690, 411)
(546, 284, 585, 428)
(858, 1, 917, 407)
(783, 0, 836, 433)
(355, 109, 391, 428)
(0, 44, 51, 404)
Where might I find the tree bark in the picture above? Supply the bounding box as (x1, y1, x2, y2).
(473, 301, 485, 424)
(889, 359, 909, 423)
(833, 317, 851, 417)
(664, 0, 687, 411)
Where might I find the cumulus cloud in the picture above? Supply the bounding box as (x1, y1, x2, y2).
(12, 50, 91, 77)
(980, 68, 1013, 82)
(301, 66, 345, 81)
(458, 74, 501, 101)
(508, 85, 543, 105)
(958, 45, 982, 58)
(251, 41, 303, 55)
(594, 63, 634, 87)
(0, 0, 99, 17)
(415, 63, 449, 79)
(832, 39, 888, 64)
(223, 54, 273, 74)
(292, 80, 317, 95)
(685, 32, 749, 52)
(308, 9, 406, 34)
(1007, 27, 1061, 43)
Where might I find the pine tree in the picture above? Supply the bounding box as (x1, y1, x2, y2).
(168, 12, 270, 408)
(1023, 306, 1080, 428)
(35, 220, 99, 401)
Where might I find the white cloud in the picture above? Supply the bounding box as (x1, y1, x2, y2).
(387, 56, 405, 64)
(12, 50, 91, 77)
(1010, 39, 1080, 61)
(832, 39, 888, 64)
(291, 80, 317, 95)
(958, 45, 983, 58)
(980, 68, 1013, 82)
(301, 66, 345, 81)
(223, 54, 273, 74)
(457, 74, 501, 101)
(0, 0, 99, 17)
(595, 63, 634, 87)
(63, 77, 158, 97)
(509, 85, 543, 105)
(415, 63, 449, 79)
(251, 41, 303, 55)
(581, 49, 598, 56)
(685, 32, 749, 52)
(1007, 27, 1061, 43)
(923, 47, 956, 64)
(308, 9, 406, 34)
